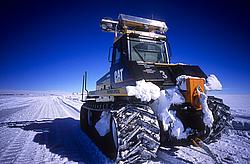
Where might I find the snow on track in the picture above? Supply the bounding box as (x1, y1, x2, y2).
(156, 94, 250, 164)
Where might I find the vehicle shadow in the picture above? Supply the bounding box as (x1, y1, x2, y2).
(1, 118, 195, 163)
(1, 118, 111, 164)
(156, 147, 193, 164)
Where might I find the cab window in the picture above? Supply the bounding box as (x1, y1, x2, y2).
(112, 41, 122, 64)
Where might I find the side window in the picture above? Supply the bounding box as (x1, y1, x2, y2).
(115, 48, 121, 64)
(112, 43, 122, 64)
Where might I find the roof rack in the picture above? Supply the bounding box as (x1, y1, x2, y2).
(100, 14, 168, 35)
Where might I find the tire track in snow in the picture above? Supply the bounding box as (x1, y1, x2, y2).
(10, 97, 64, 163)
(209, 132, 250, 163)
(0, 99, 41, 156)
(54, 97, 73, 118)
(54, 97, 109, 162)
(14, 99, 52, 164)
(23, 97, 58, 163)
(0, 97, 45, 164)
(157, 148, 192, 164)
(26, 96, 66, 163)
(51, 96, 110, 163)
(0, 97, 35, 111)
(56, 97, 80, 119)
(0, 105, 30, 122)
(0, 96, 111, 163)
(57, 97, 80, 118)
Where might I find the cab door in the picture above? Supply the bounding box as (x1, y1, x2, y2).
(110, 36, 129, 88)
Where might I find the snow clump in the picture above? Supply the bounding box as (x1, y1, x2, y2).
(171, 117, 192, 140)
(177, 74, 222, 91)
(126, 77, 215, 140)
(151, 87, 190, 139)
(205, 74, 222, 91)
(127, 80, 191, 139)
(126, 79, 160, 102)
(197, 89, 214, 127)
(95, 111, 111, 136)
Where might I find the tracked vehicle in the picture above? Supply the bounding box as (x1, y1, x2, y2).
(80, 14, 231, 163)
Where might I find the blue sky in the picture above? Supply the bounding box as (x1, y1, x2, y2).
(0, 0, 250, 93)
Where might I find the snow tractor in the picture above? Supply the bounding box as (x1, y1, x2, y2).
(80, 14, 232, 163)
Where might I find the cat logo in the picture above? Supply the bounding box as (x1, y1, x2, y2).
(114, 68, 123, 83)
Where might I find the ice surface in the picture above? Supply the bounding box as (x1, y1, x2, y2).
(220, 94, 250, 122)
(126, 80, 160, 102)
(205, 74, 222, 91)
(95, 111, 111, 136)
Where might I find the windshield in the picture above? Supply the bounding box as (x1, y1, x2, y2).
(130, 39, 167, 63)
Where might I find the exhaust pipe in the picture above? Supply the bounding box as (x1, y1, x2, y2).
(81, 71, 88, 102)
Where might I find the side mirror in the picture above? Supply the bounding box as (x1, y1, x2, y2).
(108, 46, 113, 63)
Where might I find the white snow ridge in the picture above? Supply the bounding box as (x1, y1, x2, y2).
(126, 79, 160, 102)
(205, 74, 222, 91)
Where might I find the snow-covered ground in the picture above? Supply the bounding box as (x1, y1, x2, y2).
(157, 94, 250, 164)
(0, 92, 249, 163)
(0, 92, 110, 164)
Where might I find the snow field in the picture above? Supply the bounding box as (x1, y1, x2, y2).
(0, 92, 249, 163)
(0, 95, 110, 164)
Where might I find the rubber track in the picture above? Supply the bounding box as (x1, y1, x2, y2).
(114, 104, 160, 163)
(204, 96, 232, 143)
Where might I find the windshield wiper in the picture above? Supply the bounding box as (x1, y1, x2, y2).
(135, 48, 160, 53)
(133, 47, 145, 62)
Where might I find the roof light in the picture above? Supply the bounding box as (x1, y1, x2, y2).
(118, 14, 168, 33)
